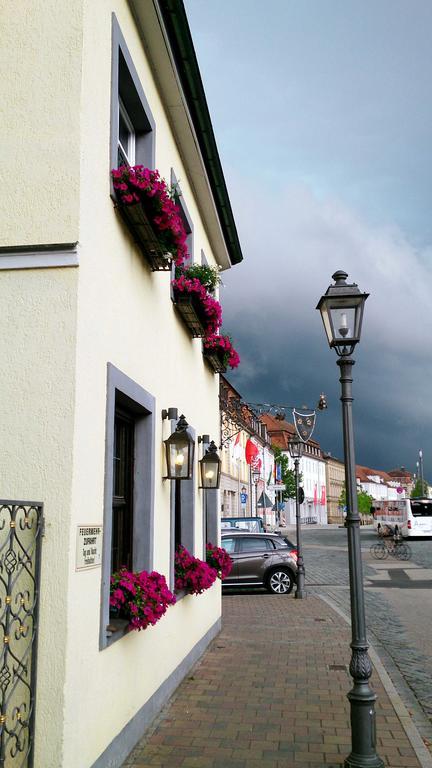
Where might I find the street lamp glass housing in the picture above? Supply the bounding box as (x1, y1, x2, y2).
(316, 270, 368, 355)
(199, 441, 221, 489)
(164, 415, 195, 479)
(288, 437, 304, 460)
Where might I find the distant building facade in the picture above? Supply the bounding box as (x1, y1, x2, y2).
(219, 377, 276, 525)
(261, 414, 328, 525)
(323, 453, 345, 523)
(386, 467, 414, 496)
(356, 465, 406, 502)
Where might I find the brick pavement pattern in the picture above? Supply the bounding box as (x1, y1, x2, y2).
(123, 593, 422, 768)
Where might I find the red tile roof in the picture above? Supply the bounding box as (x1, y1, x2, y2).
(356, 465, 393, 484)
(387, 467, 413, 479)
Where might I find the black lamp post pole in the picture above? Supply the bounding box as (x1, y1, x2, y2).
(338, 355, 384, 768)
(294, 457, 305, 599)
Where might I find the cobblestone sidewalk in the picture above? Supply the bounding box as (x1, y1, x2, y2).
(123, 593, 426, 768)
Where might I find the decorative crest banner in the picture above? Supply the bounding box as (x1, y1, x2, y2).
(292, 409, 316, 443)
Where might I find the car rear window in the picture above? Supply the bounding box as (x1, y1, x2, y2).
(238, 537, 273, 552)
(273, 537, 296, 549)
(221, 537, 236, 553)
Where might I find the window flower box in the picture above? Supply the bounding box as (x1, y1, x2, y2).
(111, 166, 188, 271)
(206, 543, 233, 579)
(203, 333, 240, 372)
(202, 346, 227, 373)
(172, 276, 222, 338)
(173, 291, 207, 337)
(115, 199, 174, 271)
(110, 567, 176, 631)
(175, 546, 218, 595)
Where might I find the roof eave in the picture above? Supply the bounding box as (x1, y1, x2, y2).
(129, 0, 243, 269)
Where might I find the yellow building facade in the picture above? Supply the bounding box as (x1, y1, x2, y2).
(324, 454, 346, 523)
(0, 2, 242, 766)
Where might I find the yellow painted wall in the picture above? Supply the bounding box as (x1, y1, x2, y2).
(61, 1, 222, 766)
(0, 268, 78, 765)
(0, 0, 83, 247)
(1, 0, 229, 764)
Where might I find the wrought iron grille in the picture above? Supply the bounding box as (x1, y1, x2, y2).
(0, 501, 43, 768)
(219, 379, 261, 448)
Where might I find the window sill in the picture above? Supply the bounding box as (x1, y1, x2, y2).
(106, 617, 129, 646)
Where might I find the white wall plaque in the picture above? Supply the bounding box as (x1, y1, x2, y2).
(76, 524, 103, 570)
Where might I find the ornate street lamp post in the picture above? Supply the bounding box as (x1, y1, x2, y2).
(252, 469, 260, 517)
(418, 450, 425, 496)
(317, 270, 383, 768)
(288, 436, 305, 599)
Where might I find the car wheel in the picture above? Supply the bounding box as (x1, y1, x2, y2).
(266, 569, 293, 595)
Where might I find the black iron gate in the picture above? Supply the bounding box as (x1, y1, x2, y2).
(0, 501, 43, 768)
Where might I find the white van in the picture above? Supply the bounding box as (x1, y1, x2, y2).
(372, 498, 432, 538)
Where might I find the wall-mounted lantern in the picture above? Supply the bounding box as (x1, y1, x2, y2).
(199, 441, 221, 489)
(164, 414, 195, 479)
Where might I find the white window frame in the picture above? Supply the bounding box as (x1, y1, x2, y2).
(118, 98, 136, 165)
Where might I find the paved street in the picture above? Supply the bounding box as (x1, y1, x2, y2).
(123, 525, 432, 768)
(301, 526, 432, 753)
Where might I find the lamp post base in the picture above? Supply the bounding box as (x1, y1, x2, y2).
(294, 589, 305, 599)
(344, 754, 385, 768)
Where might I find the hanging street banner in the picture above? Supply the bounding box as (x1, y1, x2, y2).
(292, 409, 316, 443)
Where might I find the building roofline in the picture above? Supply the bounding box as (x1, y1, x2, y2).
(157, 0, 243, 266)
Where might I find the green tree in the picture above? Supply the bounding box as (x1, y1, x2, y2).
(411, 479, 428, 498)
(274, 447, 298, 500)
(339, 487, 374, 515)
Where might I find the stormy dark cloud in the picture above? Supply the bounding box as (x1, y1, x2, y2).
(219, 184, 432, 476)
(185, 0, 432, 479)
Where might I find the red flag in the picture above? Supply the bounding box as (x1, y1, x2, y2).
(245, 439, 259, 465)
(321, 485, 326, 505)
(231, 431, 242, 461)
(313, 485, 318, 505)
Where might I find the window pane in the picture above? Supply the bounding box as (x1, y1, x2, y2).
(222, 538, 235, 553)
(239, 537, 270, 552)
(410, 501, 432, 517)
(119, 109, 131, 153)
(112, 411, 134, 573)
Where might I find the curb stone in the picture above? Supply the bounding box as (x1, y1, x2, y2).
(318, 592, 432, 768)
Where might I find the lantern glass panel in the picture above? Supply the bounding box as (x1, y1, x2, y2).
(167, 441, 189, 479)
(200, 457, 220, 489)
(329, 306, 356, 343)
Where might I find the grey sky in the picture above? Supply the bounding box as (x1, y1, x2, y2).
(185, 0, 432, 478)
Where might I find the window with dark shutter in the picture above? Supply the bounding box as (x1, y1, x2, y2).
(111, 409, 135, 573)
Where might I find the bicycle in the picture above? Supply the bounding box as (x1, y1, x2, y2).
(370, 539, 411, 561)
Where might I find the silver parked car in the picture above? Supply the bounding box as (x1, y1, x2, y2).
(221, 531, 298, 594)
